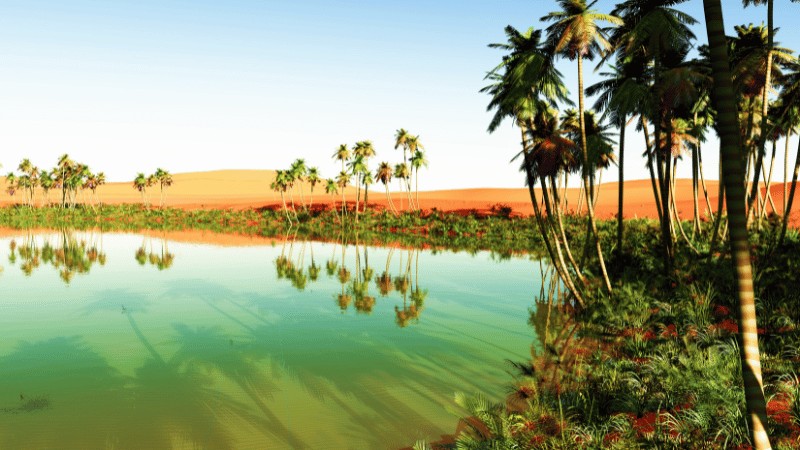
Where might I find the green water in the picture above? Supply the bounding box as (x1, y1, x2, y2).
(0, 230, 540, 450)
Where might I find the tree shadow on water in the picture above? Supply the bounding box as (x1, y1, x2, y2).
(0, 336, 128, 450)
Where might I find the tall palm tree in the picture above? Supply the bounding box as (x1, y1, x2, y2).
(5, 173, 17, 202)
(39, 170, 54, 206)
(270, 170, 292, 222)
(289, 159, 308, 210)
(335, 170, 350, 220)
(406, 135, 423, 208)
(703, 2, 770, 448)
(376, 162, 396, 214)
(133, 173, 148, 206)
(483, 25, 585, 304)
(154, 168, 173, 208)
(542, 0, 621, 292)
(611, 0, 697, 267)
(347, 154, 368, 221)
(353, 140, 376, 209)
(393, 163, 410, 211)
(587, 53, 650, 255)
(306, 167, 320, 209)
(324, 178, 338, 210)
(410, 148, 428, 211)
(57, 154, 74, 208)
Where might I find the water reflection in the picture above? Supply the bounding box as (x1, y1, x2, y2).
(135, 235, 175, 270)
(8, 230, 107, 283)
(0, 230, 535, 449)
(273, 234, 429, 326)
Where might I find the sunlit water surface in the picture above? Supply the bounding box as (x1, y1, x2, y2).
(0, 230, 540, 449)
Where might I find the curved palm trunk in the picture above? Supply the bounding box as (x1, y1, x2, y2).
(698, 143, 715, 222)
(748, 0, 774, 224)
(415, 170, 420, 211)
(703, 3, 771, 448)
(779, 136, 800, 245)
(577, 55, 612, 293)
(385, 184, 397, 215)
(785, 132, 791, 215)
(617, 116, 626, 256)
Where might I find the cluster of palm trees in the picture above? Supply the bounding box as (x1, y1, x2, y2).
(4, 155, 105, 208)
(485, 1, 798, 448)
(133, 168, 173, 207)
(268, 131, 429, 224)
(269, 159, 321, 222)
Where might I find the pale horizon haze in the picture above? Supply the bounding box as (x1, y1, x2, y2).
(1, 1, 799, 191)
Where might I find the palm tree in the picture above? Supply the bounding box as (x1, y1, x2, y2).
(289, 159, 308, 210)
(336, 170, 350, 220)
(57, 154, 74, 208)
(270, 170, 292, 222)
(611, 0, 698, 267)
(324, 178, 338, 211)
(483, 25, 585, 304)
(306, 167, 320, 209)
(587, 53, 650, 255)
(702, 2, 770, 448)
(352, 140, 376, 210)
(5, 173, 17, 203)
(39, 170, 54, 206)
(376, 162, 396, 214)
(133, 173, 148, 206)
(393, 163, 410, 211)
(154, 168, 173, 208)
(347, 154, 368, 220)
(410, 147, 428, 211)
(542, 0, 621, 292)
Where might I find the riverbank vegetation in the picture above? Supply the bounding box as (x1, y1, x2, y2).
(456, 0, 800, 448)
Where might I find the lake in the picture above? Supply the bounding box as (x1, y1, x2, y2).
(0, 230, 540, 449)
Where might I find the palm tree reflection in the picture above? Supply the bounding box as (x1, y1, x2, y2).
(8, 230, 107, 283)
(135, 234, 174, 271)
(273, 234, 429, 326)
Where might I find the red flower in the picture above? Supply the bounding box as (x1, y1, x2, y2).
(714, 305, 731, 317)
(718, 319, 739, 334)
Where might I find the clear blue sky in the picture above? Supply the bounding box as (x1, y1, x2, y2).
(0, 0, 798, 190)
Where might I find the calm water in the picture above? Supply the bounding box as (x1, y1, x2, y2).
(0, 230, 540, 450)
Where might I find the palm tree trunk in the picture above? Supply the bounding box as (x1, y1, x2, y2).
(779, 136, 800, 245)
(785, 132, 791, 215)
(703, 3, 771, 448)
(642, 119, 664, 225)
(385, 184, 397, 215)
(415, 169, 420, 212)
(698, 143, 715, 222)
(546, 174, 585, 285)
(692, 141, 701, 235)
(759, 141, 777, 221)
(617, 115, 626, 255)
(577, 54, 612, 293)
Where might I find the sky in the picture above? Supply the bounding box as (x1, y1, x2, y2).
(1, 0, 799, 191)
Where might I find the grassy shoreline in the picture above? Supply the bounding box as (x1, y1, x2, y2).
(0, 204, 553, 256)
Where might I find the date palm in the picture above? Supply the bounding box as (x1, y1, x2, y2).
(324, 178, 338, 209)
(542, 0, 621, 292)
(410, 148, 428, 210)
(335, 170, 350, 220)
(154, 168, 173, 208)
(270, 170, 292, 222)
(289, 159, 308, 210)
(703, 1, 770, 447)
(306, 167, 320, 209)
(393, 163, 410, 211)
(376, 162, 396, 214)
(353, 141, 376, 209)
(57, 153, 74, 207)
(133, 173, 148, 206)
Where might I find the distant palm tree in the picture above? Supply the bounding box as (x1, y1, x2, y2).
(410, 148, 428, 211)
(376, 162, 396, 214)
(133, 173, 148, 205)
(393, 163, 411, 210)
(324, 178, 338, 210)
(289, 159, 308, 210)
(57, 153, 73, 207)
(270, 170, 292, 222)
(39, 170, 54, 206)
(336, 170, 350, 220)
(154, 168, 173, 208)
(5, 173, 17, 203)
(306, 167, 320, 209)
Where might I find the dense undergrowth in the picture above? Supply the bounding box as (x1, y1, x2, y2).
(412, 219, 800, 450)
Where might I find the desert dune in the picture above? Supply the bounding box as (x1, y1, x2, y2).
(0, 169, 796, 225)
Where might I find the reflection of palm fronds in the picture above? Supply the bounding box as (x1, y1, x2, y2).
(325, 260, 338, 277)
(393, 276, 410, 294)
(375, 272, 394, 296)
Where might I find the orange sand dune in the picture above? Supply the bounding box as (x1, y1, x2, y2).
(0, 170, 797, 226)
